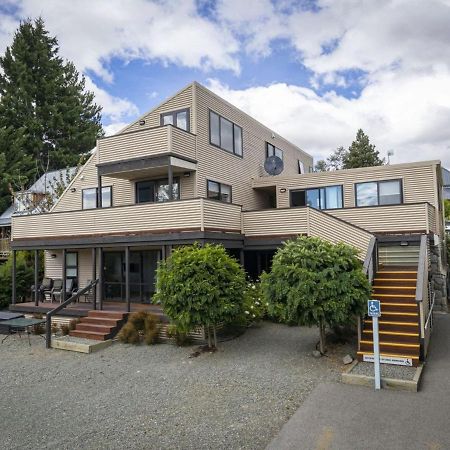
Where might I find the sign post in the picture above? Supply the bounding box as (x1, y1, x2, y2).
(368, 300, 381, 390)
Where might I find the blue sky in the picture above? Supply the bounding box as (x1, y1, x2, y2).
(1, 0, 450, 166)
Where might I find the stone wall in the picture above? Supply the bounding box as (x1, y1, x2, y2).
(430, 242, 448, 312)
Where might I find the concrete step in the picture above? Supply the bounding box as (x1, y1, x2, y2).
(69, 330, 111, 341)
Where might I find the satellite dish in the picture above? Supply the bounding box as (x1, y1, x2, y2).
(264, 155, 284, 176)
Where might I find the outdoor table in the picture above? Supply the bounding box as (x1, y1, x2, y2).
(1, 318, 46, 345)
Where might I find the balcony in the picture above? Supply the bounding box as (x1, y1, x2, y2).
(11, 198, 242, 248)
(97, 125, 197, 181)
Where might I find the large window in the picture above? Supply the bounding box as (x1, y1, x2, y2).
(65, 252, 78, 284)
(82, 186, 112, 209)
(209, 110, 243, 156)
(207, 180, 232, 203)
(136, 178, 180, 204)
(266, 142, 283, 160)
(291, 185, 343, 210)
(355, 179, 402, 207)
(160, 108, 189, 131)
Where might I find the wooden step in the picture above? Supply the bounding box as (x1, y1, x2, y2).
(378, 303, 418, 313)
(87, 311, 127, 320)
(80, 317, 120, 326)
(362, 330, 419, 343)
(360, 340, 420, 356)
(373, 293, 416, 298)
(373, 278, 416, 287)
(364, 319, 419, 333)
(69, 330, 111, 341)
(376, 271, 417, 280)
(76, 323, 115, 333)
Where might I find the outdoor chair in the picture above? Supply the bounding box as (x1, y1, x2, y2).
(80, 280, 94, 303)
(31, 277, 54, 302)
(52, 278, 78, 303)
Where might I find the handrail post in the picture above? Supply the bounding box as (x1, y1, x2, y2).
(34, 250, 39, 306)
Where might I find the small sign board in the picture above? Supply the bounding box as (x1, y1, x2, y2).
(368, 300, 381, 317)
(363, 354, 413, 367)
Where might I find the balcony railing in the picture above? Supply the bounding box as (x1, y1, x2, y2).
(97, 125, 196, 165)
(0, 237, 11, 257)
(11, 198, 242, 245)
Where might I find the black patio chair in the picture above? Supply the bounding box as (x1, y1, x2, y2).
(31, 277, 54, 302)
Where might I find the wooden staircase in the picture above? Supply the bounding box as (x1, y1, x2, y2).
(69, 311, 128, 341)
(357, 267, 421, 366)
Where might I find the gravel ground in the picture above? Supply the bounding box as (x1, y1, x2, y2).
(54, 335, 103, 345)
(0, 321, 351, 450)
(351, 361, 417, 380)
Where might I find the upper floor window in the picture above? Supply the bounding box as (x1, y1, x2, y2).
(160, 108, 189, 131)
(355, 179, 402, 207)
(298, 160, 305, 174)
(291, 185, 343, 210)
(82, 186, 112, 210)
(266, 142, 283, 160)
(207, 180, 232, 203)
(209, 110, 243, 156)
(136, 178, 180, 204)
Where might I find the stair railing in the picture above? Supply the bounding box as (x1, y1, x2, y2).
(45, 279, 99, 349)
(416, 235, 430, 355)
(358, 236, 378, 349)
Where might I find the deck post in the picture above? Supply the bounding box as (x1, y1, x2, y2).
(239, 248, 245, 268)
(62, 249, 67, 303)
(125, 246, 130, 313)
(168, 160, 173, 201)
(92, 247, 97, 310)
(34, 249, 39, 306)
(99, 247, 104, 310)
(97, 174, 103, 208)
(11, 250, 16, 305)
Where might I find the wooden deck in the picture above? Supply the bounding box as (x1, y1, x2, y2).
(9, 300, 165, 318)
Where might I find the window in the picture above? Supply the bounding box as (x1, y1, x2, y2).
(65, 252, 78, 281)
(209, 110, 243, 156)
(355, 179, 402, 207)
(290, 185, 343, 210)
(160, 109, 190, 131)
(82, 186, 112, 209)
(298, 160, 305, 174)
(266, 142, 283, 160)
(136, 178, 180, 204)
(207, 180, 232, 203)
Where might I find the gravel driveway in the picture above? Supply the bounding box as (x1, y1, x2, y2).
(0, 322, 350, 450)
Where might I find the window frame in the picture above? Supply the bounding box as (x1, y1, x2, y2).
(160, 108, 190, 132)
(82, 186, 112, 210)
(290, 184, 344, 210)
(266, 142, 284, 161)
(206, 179, 232, 203)
(135, 177, 181, 204)
(208, 109, 243, 158)
(354, 179, 403, 207)
(65, 251, 78, 283)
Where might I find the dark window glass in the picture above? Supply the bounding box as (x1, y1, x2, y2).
(266, 142, 283, 160)
(210, 111, 220, 146)
(291, 190, 306, 207)
(306, 189, 321, 208)
(220, 116, 234, 152)
(298, 160, 305, 174)
(161, 109, 189, 131)
(66, 252, 78, 281)
(207, 180, 232, 203)
(136, 181, 154, 204)
(136, 178, 179, 204)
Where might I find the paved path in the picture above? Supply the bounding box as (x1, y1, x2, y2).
(267, 313, 450, 450)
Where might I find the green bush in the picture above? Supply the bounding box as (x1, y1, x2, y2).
(118, 311, 161, 345)
(0, 251, 35, 308)
(166, 323, 190, 346)
(261, 236, 371, 353)
(154, 244, 246, 348)
(235, 281, 267, 326)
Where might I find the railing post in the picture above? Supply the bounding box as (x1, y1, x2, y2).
(11, 250, 16, 305)
(97, 174, 103, 208)
(168, 159, 174, 201)
(62, 249, 66, 303)
(99, 247, 104, 310)
(92, 247, 97, 310)
(34, 250, 39, 306)
(306, 207, 310, 235)
(125, 246, 130, 313)
(200, 198, 205, 232)
(46, 313, 51, 349)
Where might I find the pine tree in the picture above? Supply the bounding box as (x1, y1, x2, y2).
(342, 129, 384, 169)
(0, 18, 103, 212)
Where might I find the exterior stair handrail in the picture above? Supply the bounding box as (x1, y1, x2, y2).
(45, 279, 99, 349)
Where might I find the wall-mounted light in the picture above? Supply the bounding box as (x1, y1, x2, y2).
(271, 133, 276, 139)
(139, 119, 146, 126)
(183, 172, 191, 177)
(280, 188, 286, 193)
(70, 188, 76, 193)
(400, 241, 409, 246)
(50, 254, 57, 259)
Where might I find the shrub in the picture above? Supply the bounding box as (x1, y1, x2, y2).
(118, 312, 161, 345)
(235, 281, 267, 326)
(60, 323, 70, 335)
(166, 323, 190, 346)
(154, 244, 246, 348)
(0, 251, 35, 308)
(261, 236, 371, 353)
(68, 318, 80, 331)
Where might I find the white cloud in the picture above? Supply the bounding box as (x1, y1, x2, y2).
(2, 0, 240, 82)
(206, 74, 450, 167)
(103, 122, 129, 136)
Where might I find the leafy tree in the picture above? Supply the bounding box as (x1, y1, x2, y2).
(342, 129, 384, 169)
(327, 146, 347, 170)
(314, 160, 328, 172)
(261, 236, 371, 354)
(154, 244, 246, 348)
(0, 251, 35, 308)
(444, 199, 450, 220)
(0, 17, 103, 212)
